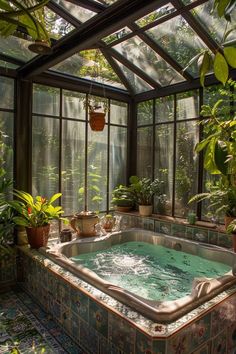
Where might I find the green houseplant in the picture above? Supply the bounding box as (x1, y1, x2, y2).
(129, 176, 164, 216)
(111, 184, 134, 212)
(10, 190, 68, 248)
(189, 87, 236, 227)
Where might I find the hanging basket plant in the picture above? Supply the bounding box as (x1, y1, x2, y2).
(89, 111, 106, 131)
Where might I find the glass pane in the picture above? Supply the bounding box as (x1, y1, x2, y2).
(154, 124, 174, 215)
(156, 95, 174, 123)
(175, 121, 199, 217)
(61, 120, 85, 215)
(62, 90, 86, 120)
(113, 59, 153, 93)
(87, 127, 108, 212)
(203, 84, 231, 117)
(103, 27, 132, 44)
(176, 91, 199, 120)
(52, 0, 96, 22)
(137, 127, 153, 177)
(0, 77, 14, 109)
(135, 4, 176, 27)
(109, 126, 127, 208)
(114, 36, 184, 86)
(51, 49, 126, 90)
(191, 0, 234, 43)
(147, 15, 209, 76)
(137, 100, 153, 126)
(45, 7, 74, 39)
(32, 117, 59, 197)
(0, 36, 36, 62)
(0, 60, 19, 69)
(33, 84, 60, 116)
(110, 100, 128, 125)
(0, 112, 14, 180)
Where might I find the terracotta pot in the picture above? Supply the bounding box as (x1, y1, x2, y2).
(89, 112, 105, 131)
(26, 224, 50, 249)
(115, 206, 132, 212)
(139, 205, 152, 217)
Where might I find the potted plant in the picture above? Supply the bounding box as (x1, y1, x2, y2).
(87, 97, 109, 131)
(100, 214, 116, 232)
(111, 184, 134, 212)
(10, 190, 68, 248)
(129, 176, 164, 216)
(226, 219, 236, 252)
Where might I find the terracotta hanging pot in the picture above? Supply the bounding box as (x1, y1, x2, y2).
(89, 112, 105, 131)
(26, 224, 50, 249)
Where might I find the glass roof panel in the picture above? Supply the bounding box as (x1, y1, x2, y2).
(113, 58, 153, 94)
(0, 36, 36, 63)
(135, 3, 176, 27)
(102, 27, 132, 45)
(147, 15, 209, 77)
(191, 0, 236, 44)
(44, 7, 74, 39)
(53, 0, 96, 22)
(0, 60, 19, 69)
(113, 36, 185, 86)
(51, 49, 126, 90)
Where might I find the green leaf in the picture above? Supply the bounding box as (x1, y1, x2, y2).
(199, 51, 212, 86)
(213, 52, 229, 85)
(217, 0, 231, 17)
(204, 139, 221, 174)
(224, 47, 236, 68)
(78, 187, 84, 194)
(48, 193, 62, 204)
(214, 141, 228, 175)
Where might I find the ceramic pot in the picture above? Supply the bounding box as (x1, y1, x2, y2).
(26, 224, 50, 249)
(70, 210, 99, 237)
(115, 206, 132, 212)
(89, 112, 105, 131)
(139, 205, 152, 217)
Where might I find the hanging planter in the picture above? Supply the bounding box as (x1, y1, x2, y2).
(89, 111, 106, 131)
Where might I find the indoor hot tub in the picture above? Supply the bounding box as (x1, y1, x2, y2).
(43, 229, 236, 322)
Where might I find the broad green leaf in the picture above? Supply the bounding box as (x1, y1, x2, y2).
(204, 139, 221, 174)
(217, 0, 231, 17)
(214, 141, 228, 175)
(213, 52, 229, 85)
(78, 187, 84, 194)
(224, 47, 236, 68)
(199, 51, 212, 86)
(195, 139, 210, 153)
(48, 193, 62, 204)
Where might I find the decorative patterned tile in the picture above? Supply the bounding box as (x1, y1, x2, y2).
(109, 313, 135, 353)
(99, 335, 121, 354)
(80, 318, 99, 353)
(154, 220, 160, 232)
(227, 320, 236, 353)
(211, 329, 227, 354)
(208, 231, 218, 245)
(152, 339, 166, 354)
(185, 227, 194, 240)
(211, 296, 236, 336)
(135, 330, 152, 354)
(160, 222, 171, 235)
(89, 299, 108, 337)
(193, 228, 209, 243)
(218, 233, 232, 248)
(191, 342, 209, 354)
(142, 218, 155, 231)
(171, 224, 186, 238)
(166, 328, 191, 354)
(190, 313, 211, 352)
(71, 286, 89, 322)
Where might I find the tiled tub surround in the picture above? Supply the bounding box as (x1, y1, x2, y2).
(44, 229, 236, 323)
(18, 246, 236, 354)
(116, 212, 233, 249)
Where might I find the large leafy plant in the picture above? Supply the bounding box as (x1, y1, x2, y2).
(10, 190, 68, 227)
(0, 0, 50, 43)
(129, 176, 164, 206)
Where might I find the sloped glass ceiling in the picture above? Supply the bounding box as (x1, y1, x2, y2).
(0, 0, 235, 96)
(52, 0, 97, 23)
(51, 49, 126, 90)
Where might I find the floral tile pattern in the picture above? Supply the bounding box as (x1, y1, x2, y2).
(0, 290, 86, 354)
(211, 329, 227, 354)
(108, 313, 136, 353)
(89, 299, 108, 337)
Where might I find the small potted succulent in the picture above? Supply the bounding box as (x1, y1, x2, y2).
(10, 190, 68, 248)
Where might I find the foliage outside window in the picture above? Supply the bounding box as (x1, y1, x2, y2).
(32, 84, 128, 216)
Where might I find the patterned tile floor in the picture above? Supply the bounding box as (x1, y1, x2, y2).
(0, 289, 87, 354)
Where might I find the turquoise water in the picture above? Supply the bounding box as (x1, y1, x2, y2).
(70, 241, 231, 301)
